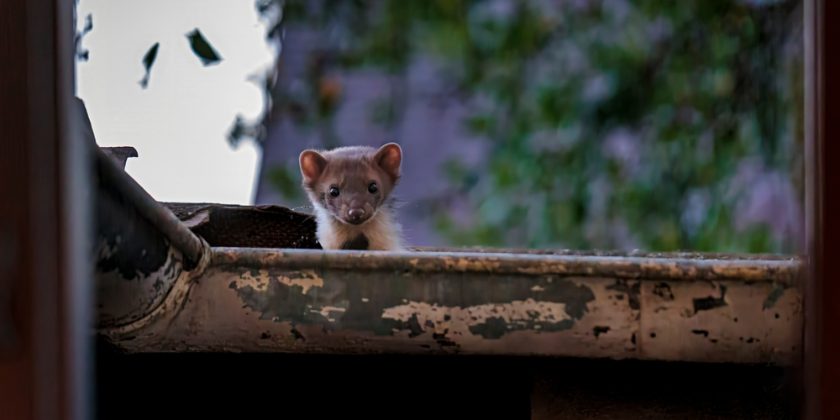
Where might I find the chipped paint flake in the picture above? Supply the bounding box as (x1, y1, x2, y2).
(381, 299, 572, 339)
(233, 269, 324, 294)
(313, 305, 347, 322)
(277, 270, 324, 294)
(237, 269, 271, 292)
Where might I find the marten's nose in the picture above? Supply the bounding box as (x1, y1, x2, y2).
(348, 208, 366, 222)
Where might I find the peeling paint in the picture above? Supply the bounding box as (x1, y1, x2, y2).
(99, 246, 803, 365)
(231, 277, 326, 324)
(96, 220, 170, 281)
(290, 327, 306, 341)
(593, 326, 610, 338)
(96, 245, 184, 327)
(692, 284, 728, 314)
(233, 269, 324, 295)
(381, 299, 574, 340)
(314, 306, 347, 322)
(440, 256, 502, 272)
(653, 283, 674, 301)
(606, 280, 640, 310)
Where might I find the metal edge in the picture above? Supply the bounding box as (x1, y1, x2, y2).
(209, 247, 803, 284)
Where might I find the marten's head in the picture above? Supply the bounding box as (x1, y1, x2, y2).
(299, 143, 402, 226)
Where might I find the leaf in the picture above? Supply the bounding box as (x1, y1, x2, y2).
(75, 14, 93, 62)
(139, 42, 160, 89)
(186, 28, 222, 66)
(256, 0, 275, 14)
(142, 42, 159, 70)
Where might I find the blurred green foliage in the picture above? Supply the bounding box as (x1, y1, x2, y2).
(278, 0, 803, 252)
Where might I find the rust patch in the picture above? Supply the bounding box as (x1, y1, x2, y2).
(639, 279, 801, 365)
(606, 280, 640, 310)
(432, 329, 457, 347)
(230, 275, 333, 324)
(225, 268, 596, 343)
(691, 329, 710, 337)
(316, 306, 347, 322)
(96, 245, 185, 327)
(381, 299, 576, 340)
(593, 326, 610, 338)
(692, 284, 727, 314)
(290, 327, 306, 341)
(439, 256, 503, 272)
(652, 282, 674, 301)
(210, 247, 801, 285)
(233, 269, 324, 294)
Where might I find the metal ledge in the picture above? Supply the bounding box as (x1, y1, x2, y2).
(211, 247, 802, 283)
(98, 243, 802, 365)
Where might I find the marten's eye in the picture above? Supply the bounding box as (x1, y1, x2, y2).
(368, 182, 378, 194)
(329, 186, 340, 197)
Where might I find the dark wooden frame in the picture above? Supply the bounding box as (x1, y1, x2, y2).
(0, 0, 92, 419)
(804, 0, 840, 418)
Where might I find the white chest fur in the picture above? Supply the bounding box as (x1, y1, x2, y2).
(314, 205, 404, 251)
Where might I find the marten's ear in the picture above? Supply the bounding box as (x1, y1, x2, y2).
(299, 150, 327, 184)
(375, 142, 402, 182)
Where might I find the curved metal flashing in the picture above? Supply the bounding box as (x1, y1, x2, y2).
(94, 148, 208, 327)
(98, 243, 803, 365)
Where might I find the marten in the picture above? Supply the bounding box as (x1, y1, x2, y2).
(298, 142, 405, 251)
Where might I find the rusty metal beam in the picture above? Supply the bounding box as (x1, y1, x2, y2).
(98, 243, 803, 365)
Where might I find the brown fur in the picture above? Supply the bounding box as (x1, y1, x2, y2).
(299, 143, 405, 251)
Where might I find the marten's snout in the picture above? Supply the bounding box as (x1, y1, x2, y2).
(347, 207, 367, 224)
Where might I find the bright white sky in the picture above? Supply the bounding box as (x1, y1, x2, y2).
(76, 0, 278, 204)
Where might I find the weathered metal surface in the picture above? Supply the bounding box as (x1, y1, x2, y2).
(640, 279, 801, 362)
(98, 246, 803, 365)
(94, 148, 207, 327)
(211, 248, 801, 283)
